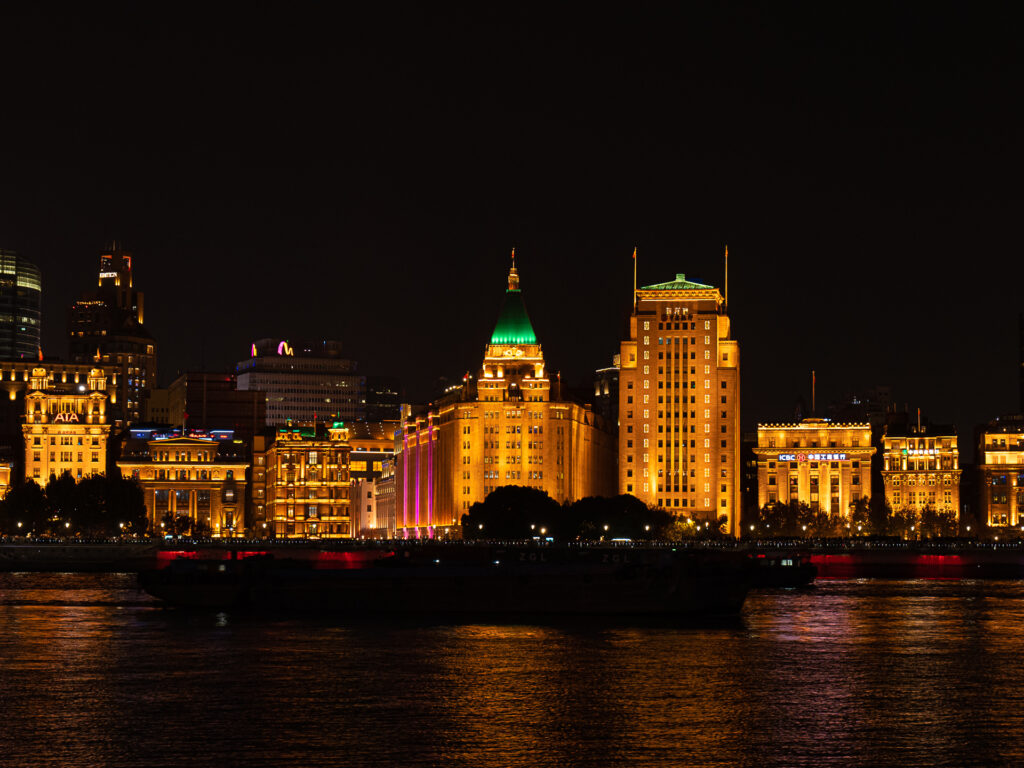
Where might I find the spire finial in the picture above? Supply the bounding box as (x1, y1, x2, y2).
(508, 247, 520, 290)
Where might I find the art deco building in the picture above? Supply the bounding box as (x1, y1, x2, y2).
(618, 272, 740, 534)
(117, 429, 249, 537)
(68, 245, 156, 427)
(23, 367, 110, 483)
(881, 419, 960, 515)
(0, 249, 42, 361)
(395, 260, 615, 538)
(978, 415, 1024, 527)
(753, 418, 875, 514)
(251, 422, 353, 538)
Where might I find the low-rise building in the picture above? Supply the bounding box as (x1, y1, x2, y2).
(978, 415, 1024, 527)
(251, 422, 353, 538)
(754, 418, 875, 514)
(116, 428, 249, 536)
(881, 419, 960, 516)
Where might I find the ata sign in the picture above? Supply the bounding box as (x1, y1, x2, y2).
(52, 412, 80, 424)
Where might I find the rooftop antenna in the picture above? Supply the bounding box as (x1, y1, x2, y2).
(724, 244, 728, 311)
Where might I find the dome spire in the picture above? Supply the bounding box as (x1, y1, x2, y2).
(508, 247, 520, 291)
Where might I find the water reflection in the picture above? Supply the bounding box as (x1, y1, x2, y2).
(1, 576, 1024, 766)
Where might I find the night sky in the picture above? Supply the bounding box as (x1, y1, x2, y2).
(0, 8, 1020, 438)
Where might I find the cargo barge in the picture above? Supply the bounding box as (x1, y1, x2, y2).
(137, 544, 754, 616)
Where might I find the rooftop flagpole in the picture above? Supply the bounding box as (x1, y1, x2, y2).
(632, 246, 637, 313)
(724, 244, 729, 311)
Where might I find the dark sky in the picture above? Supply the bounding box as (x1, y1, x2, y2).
(0, 7, 1021, 437)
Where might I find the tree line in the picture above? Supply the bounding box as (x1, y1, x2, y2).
(461, 485, 729, 541)
(747, 498, 960, 539)
(0, 472, 148, 537)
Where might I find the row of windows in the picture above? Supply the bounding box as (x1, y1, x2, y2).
(33, 451, 101, 463)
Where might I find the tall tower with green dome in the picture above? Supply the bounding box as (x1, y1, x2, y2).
(393, 251, 617, 538)
(478, 253, 549, 404)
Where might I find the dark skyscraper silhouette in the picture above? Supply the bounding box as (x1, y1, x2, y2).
(68, 245, 156, 428)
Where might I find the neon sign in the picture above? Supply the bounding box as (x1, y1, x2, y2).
(277, 341, 293, 356)
(251, 343, 257, 358)
(778, 452, 848, 462)
(52, 412, 80, 424)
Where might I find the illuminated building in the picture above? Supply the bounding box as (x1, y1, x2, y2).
(881, 418, 960, 515)
(236, 339, 365, 425)
(348, 420, 399, 481)
(22, 367, 111, 482)
(754, 418, 875, 514)
(0, 462, 11, 497)
(394, 259, 615, 538)
(0, 249, 42, 360)
(617, 270, 740, 534)
(251, 422, 352, 538)
(117, 428, 249, 537)
(978, 415, 1024, 527)
(348, 420, 398, 538)
(68, 245, 156, 427)
(0, 360, 119, 467)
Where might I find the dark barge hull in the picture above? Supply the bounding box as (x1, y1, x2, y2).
(139, 546, 753, 617)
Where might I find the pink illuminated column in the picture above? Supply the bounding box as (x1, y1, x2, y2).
(403, 431, 410, 535)
(427, 414, 434, 536)
(414, 424, 421, 533)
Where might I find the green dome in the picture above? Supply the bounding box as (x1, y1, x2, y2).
(490, 288, 537, 345)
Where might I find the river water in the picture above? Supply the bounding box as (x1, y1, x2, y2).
(1, 574, 1023, 767)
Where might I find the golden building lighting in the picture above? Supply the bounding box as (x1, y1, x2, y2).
(252, 422, 353, 538)
(116, 429, 249, 537)
(23, 367, 110, 482)
(978, 416, 1024, 527)
(881, 419, 960, 516)
(395, 257, 615, 538)
(753, 418, 874, 515)
(617, 264, 740, 534)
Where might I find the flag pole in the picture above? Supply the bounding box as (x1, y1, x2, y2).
(632, 246, 637, 313)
